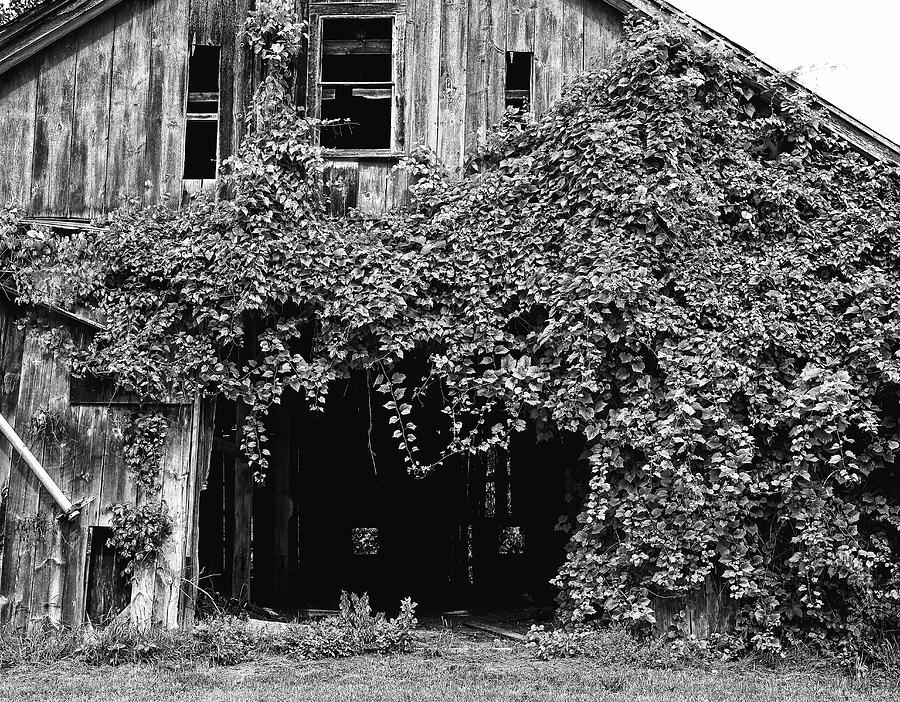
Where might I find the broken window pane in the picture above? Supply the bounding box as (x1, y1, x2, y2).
(505, 51, 532, 111)
(319, 17, 394, 150)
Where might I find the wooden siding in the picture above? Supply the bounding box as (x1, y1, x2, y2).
(0, 298, 209, 629)
(321, 0, 624, 215)
(0, 0, 252, 219)
(0, 0, 622, 218)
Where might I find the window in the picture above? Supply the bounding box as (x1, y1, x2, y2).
(183, 45, 220, 179)
(505, 51, 532, 111)
(316, 15, 396, 151)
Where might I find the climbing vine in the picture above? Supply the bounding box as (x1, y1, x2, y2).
(122, 412, 169, 493)
(107, 502, 173, 575)
(3, 1, 900, 654)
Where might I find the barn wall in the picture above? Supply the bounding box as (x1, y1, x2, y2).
(0, 0, 253, 219)
(321, 0, 625, 215)
(0, 298, 208, 629)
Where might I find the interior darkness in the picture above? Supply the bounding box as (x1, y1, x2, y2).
(85, 526, 130, 625)
(188, 45, 221, 94)
(505, 51, 533, 110)
(319, 17, 393, 150)
(183, 120, 218, 179)
(199, 372, 582, 614)
(320, 88, 392, 149)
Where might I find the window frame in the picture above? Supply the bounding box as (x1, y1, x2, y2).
(183, 43, 221, 184)
(307, 3, 406, 158)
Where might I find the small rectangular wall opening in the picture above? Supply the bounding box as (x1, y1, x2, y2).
(319, 17, 394, 150)
(85, 526, 130, 625)
(505, 51, 532, 111)
(184, 44, 221, 180)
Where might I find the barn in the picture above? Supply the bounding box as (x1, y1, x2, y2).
(0, 0, 898, 631)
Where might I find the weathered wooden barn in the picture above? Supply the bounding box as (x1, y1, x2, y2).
(0, 0, 898, 631)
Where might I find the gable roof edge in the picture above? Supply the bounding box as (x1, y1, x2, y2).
(0, 0, 130, 78)
(602, 0, 900, 164)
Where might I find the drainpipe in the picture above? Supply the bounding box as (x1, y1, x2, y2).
(0, 412, 80, 520)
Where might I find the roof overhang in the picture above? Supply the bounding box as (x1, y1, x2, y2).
(0, 0, 130, 77)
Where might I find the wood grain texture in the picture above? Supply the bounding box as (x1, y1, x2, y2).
(153, 406, 192, 628)
(0, 57, 38, 209)
(405, 0, 440, 151)
(505, 0, 535, 53)
(436, 0, 468, 170)
(67, 11, 116, 217)
(30, 33, 79, 216)
(533, 0, 562, 115)
(463, 0, 489, 155)
(0, 0, 129, 78)
(583, 1, 622, 69)
(105, 0, 154, 211)
(144, 0, 189, 207)
(560, 0, 584, 84)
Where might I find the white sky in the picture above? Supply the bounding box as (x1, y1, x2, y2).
(669, 0, 900, 145)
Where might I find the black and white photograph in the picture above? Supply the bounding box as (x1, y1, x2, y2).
(0, 0, 899, 699)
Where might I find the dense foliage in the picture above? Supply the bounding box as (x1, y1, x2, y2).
(3, 1, 900, 654)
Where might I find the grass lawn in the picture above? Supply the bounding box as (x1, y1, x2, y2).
(0, 627, 897, 702)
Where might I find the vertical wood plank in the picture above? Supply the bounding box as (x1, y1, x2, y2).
(485, 0, 506, 128)
(463, 0, 490, 156)
(183, 396, 215, 625)
(62, 405, 107, 625)
(154, 407, 192, 628)
(436, 0, 468, 171)
(356, 161, 391, 216)
(583, 2, 623, 70)
(506, 0, 535, 52)
(0, 303, 25, 588)
(145, 0, 190, 207)
(231, 402, 252, 601)
(533, 0, 562, 115)
(324, 161, 359, 217)
(27, 334, 71, 626)
(29, 34, 78, 217)
(405, 0, 441, 151)
(270, 400, 291, 605)
(67, 12, 116, 218)
(0, 58, 38, 211)
(560, 0, 584, 85)
(105, 0, 155, 211)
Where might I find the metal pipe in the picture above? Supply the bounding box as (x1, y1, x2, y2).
(0, 411, 80, 520)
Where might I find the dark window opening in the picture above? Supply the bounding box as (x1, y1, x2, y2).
(184, 44, 220, 179)
(85, 526, 130, 625)
(183, 121, 219, 179)
(188, 45, 221, 94)
(505, 51, 532, 111)
(319, 17, 394, 150)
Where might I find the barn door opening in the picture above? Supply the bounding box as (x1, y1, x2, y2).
(197, 376, 580, 615)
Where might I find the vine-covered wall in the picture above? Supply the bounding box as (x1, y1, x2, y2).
(0, 296, 212, 629)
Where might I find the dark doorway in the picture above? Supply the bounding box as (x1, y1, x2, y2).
(197, 376, 578, 614)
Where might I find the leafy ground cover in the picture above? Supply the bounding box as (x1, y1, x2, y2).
(0, 626, 896, 702)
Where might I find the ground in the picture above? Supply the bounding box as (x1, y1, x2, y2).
(0, 626, 897, 702)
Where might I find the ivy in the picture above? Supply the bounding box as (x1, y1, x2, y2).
(122, 412, 170, 494)
(107, 502, 173, 574)
(3, 3, 900, 654)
